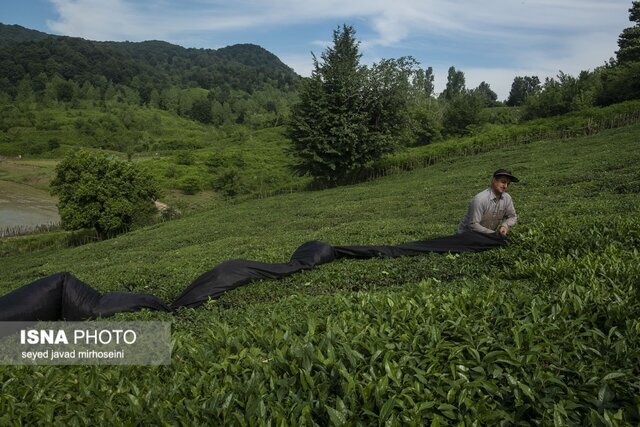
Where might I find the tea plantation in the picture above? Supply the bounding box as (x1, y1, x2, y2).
(0, 124, 639, 425)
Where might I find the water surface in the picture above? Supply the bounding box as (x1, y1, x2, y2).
(0, 180, 60, 230)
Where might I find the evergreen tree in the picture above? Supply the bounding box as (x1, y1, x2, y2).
(288, 25, 394, 183)
(616, 1, 640, 63)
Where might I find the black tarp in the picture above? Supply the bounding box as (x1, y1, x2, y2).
(0, 232, 506, 321)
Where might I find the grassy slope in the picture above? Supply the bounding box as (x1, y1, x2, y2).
(2, 104, 307, 204)
(0, 125, 639, 424)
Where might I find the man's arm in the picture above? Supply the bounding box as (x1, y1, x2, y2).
(500, 197, 518, 233)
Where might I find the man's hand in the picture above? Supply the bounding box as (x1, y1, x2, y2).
(498, 226, 509, 236)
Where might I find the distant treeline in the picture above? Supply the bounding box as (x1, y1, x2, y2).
(0, 24, 299, 127)
(1, 7, 639, 173)
(286, 6, 640, 183)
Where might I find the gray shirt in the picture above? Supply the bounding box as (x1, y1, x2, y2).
(456, 188, 517, 235)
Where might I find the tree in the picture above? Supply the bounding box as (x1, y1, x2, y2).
(15, 77, 36, 106)
(409, 97, 443, 145)
(523, 71, 598, 118)
(288, 25, 395, 183)
(50, 149, 161, 239)
(475, 81, 498, 106)
(616, 1, 640, 63)
(442, 90, 484, 136)
(189, 97, 213, 124)
(412, 66, 435, 98)
(440, 66, 465, 100)
(506, 76, 540, 106)
(597, 61, 640, 105)
(365, 57, 420, 143)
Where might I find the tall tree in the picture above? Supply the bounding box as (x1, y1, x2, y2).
(366, 56, 419, 140)
(616, 1, 640, 63)
(475, 81, 498, 106)
(412, 66, 435, 98)
(506, 76, 541, 106)
(440, 66, 465, 100)
(288, 25, 395, 183)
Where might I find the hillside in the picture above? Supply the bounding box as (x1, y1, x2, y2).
(1, 124, 639, 424)
(0, 23, 51, 48)
(0, 23, 299, 93)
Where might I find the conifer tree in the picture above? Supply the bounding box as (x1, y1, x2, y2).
(616, 1, 640, 63)
(288, 25, 394, 184)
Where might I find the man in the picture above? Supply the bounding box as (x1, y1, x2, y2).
(456, 169, 518, 237)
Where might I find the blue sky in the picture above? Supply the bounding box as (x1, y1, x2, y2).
(0, 0, 633, 100)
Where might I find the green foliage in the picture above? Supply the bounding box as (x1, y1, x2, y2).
(442, 91, 484, 136)
(474, 81, 498, 107)
(597, 62, 640, 105)
(523, 71, 601, 119)
(188, 97, 213, 124)
(288, 25, 374, 183)
(506, 76, 541, 107)
(367, 100, 640, 182)
(178, 175, 202, 195)
(288, 26, 420, 183)
(174, 150, 195, 166)
(440, 66, 465, 100)
(616, 1, 640, 63)
(412, 66, 435, 97)
(0, 29, 298, 94)
(365, 57, 419, 138)
(1, 124, 640, 424)
(213, 169, 245, 198)
(0, 23, 50, 48)
(49, 149, 161, 238)
(408, 98, 443, 145)
(0, 24, 299, 128)
(478, 106, 522, 125)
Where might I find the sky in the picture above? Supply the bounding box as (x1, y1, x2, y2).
(0, 0, 633, 100)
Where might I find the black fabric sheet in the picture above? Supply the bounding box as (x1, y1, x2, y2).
(0, 232, 506, 321)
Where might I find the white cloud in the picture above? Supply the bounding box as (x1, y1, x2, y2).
(44, 0, 631, 100)
(46, 0, 630, 42)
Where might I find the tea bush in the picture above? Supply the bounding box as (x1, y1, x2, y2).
(1, 124, 639, 424)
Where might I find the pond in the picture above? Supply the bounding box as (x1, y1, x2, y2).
(0, 180, 60, 233)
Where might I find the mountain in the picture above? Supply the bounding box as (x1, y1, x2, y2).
(0, 23, 300, 95)
(0, 23, 52, 48)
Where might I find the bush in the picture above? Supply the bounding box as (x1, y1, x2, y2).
(214, 170, 245, 197)
(175, 150, 195, 166)
(50, 149, 161, 239)
(178, 175, 202, 195)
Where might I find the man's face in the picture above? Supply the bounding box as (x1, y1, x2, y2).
(491, 176, 511, 195)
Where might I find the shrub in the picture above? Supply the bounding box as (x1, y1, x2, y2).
(50, 149, 161, 239)
(178, 175, 202, 195)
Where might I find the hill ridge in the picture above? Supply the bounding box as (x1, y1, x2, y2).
(0, 22, 299, 94)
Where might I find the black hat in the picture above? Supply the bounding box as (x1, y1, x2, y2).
(493, 168, 519, 182)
